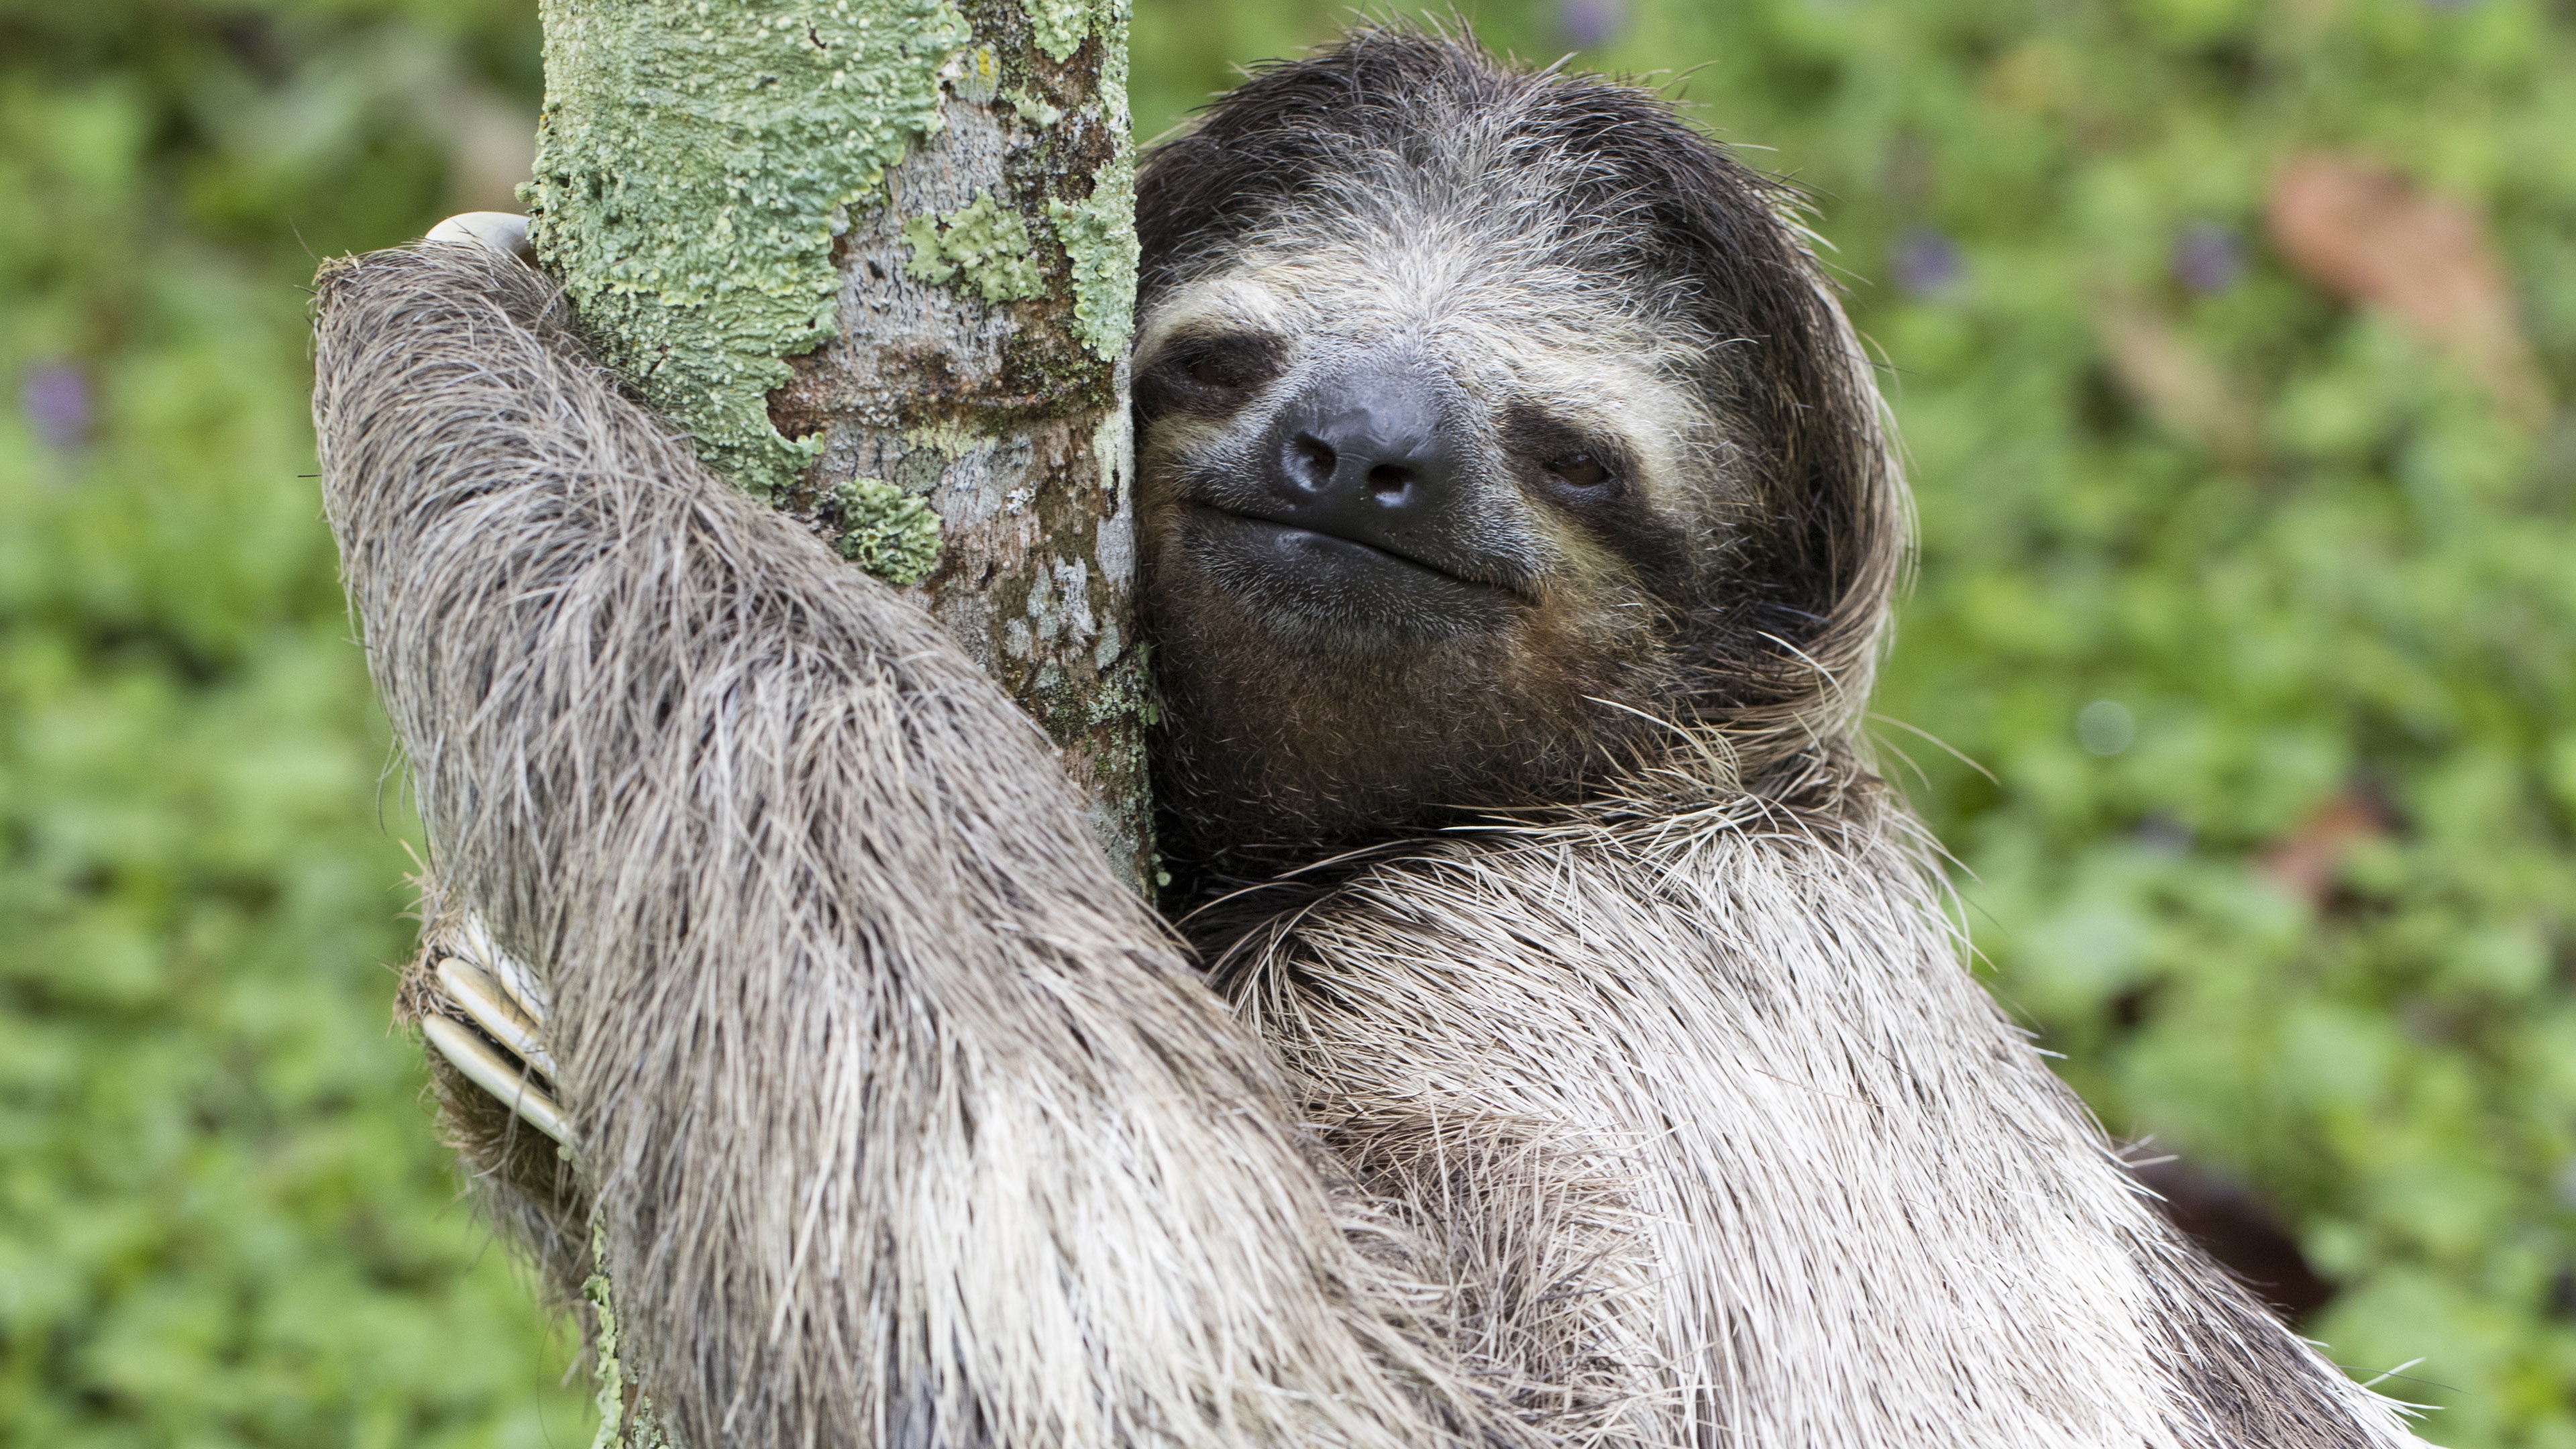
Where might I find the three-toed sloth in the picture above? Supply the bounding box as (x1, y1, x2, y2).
(313, 30, 2424, 1449)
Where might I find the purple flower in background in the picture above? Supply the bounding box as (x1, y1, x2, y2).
(2135, 814, 2196, 855)
(2171, 222, 2245, 294)
(1892, 227, 1960, 297)
(21, 363, 90, 451)
(1560, 0, 1626, 50)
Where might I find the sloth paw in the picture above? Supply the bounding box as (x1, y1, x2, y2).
(424, 210, 531, 260)
(418, 914, 568, 1145)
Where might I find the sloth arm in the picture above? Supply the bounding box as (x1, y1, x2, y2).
(311, 239, 1501, 1449)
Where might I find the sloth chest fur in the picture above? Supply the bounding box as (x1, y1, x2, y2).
(1227, 826, 2407, 1449)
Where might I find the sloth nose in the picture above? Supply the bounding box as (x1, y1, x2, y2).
(1265, 365, 1460, 541)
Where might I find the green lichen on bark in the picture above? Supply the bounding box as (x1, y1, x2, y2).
(525, 0, 1148, 876)
(902, 194, 1046, 302)
(523, 0, 973, 501)
(1048, 148, 1136, 361)
(1002, 87, 1062, 126)
(1021, 0, 1095, 61)
(586, 1228, 667, 1449)
(1046, 0, 1136, 360)
(830, 477, 943, 582)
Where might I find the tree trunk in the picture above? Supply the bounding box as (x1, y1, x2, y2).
(523, 0, 1146, 880)
(515, 1, 1140, 1440)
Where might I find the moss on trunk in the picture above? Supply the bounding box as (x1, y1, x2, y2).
(526, 0, 1146, 883)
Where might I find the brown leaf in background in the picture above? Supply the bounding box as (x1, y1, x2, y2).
(2259, 788, 2392, 907)
(2093, 288, 2267, 468)
(2267, 153, 2550, 426)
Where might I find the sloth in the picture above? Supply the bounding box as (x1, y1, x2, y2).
(313, 30, 2426, 1449)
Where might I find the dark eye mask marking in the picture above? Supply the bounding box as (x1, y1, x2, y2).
(1501, 400, 1693, 594)
(1135, 329, 1288, 427)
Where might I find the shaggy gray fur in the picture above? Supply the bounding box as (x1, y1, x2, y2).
(313, 243, 1525, 1449)
(1128, 36, 2428, 1446)
(313, 36, 2431, 1448)
(1221, 777, 2426, 1448)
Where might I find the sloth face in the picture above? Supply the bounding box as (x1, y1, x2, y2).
(1132, 34, 1900, 871)
(1134, 257, 1712, 655)
(1132, 241, 1722, 863)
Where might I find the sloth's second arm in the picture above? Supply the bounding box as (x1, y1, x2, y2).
(312, 241, 1499, 1449)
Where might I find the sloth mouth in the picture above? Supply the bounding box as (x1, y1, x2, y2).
(1192, 504, 1488, 587)
(1179, 504, 1518, 641)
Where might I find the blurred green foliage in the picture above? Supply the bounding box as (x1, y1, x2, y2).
(0, 5, 591, 1446)
(2, 0, 2570, 1444)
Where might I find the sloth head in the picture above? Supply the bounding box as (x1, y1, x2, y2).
(1132, 32, 1904, 873)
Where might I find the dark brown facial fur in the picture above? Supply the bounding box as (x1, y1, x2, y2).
(1132, 32, 1903, 883)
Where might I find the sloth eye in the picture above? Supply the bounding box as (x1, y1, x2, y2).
(1545, 454, 1615, 491)
(1167, 335, 1277, 392)
(1135, 332, 1283, 424)
(1184, 349, 1260, 390)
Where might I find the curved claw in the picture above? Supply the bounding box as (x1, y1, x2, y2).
(436, 953, 557, 1079)
(425, 211, 532, 260)
(457, 910, 549, 1022)
(423, 1015, 572, 1145)
(420, 910, 567, 1146)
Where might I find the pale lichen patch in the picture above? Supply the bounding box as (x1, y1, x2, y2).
(1022, 0, 1095, 62)
(587, 1228, 667, 1449)
(1046, 0, 1136, 360)
(525, 0, 973, 500)
(1049, 160, 1138, 362)
(1004, 87, 1063, 127)
(903, 193, 1047, 303)
(832, 476, 945, 584)
(950, 43, 1002, 101)
(904, 418, 983, 459)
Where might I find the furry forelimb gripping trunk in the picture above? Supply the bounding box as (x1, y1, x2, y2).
(311, 244, 1513, 1449)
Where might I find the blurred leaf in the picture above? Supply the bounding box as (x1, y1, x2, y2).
(2269, 152, 2552, 425)
(2093, 286, 2267, 468)
(2259, 787, 2396, 907)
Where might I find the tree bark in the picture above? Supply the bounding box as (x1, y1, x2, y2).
(523, 0, 1146, 881)
(515, 1, 1142, 1440)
